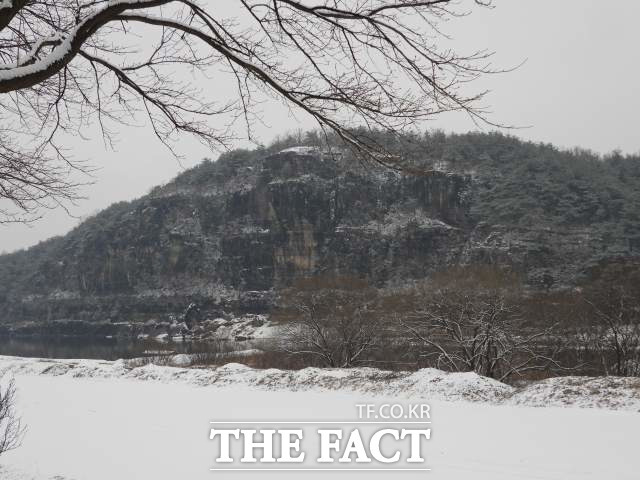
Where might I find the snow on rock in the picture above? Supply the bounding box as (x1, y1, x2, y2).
(361, 209, 455, 236)
(168, 354, 191, 367)
(279, 146, 318, 154)
(506, 375, 640, 411)
(277, 146, 343, 159)
(200, 314, 278, 341)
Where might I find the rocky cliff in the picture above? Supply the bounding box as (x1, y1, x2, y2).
(1, 132, 639, 330)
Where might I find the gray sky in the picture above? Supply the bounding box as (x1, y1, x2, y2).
(2, 0, 640, 254)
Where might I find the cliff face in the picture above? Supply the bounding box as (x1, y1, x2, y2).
(1, 137, 638, 327)
(0, 149, 471, 325)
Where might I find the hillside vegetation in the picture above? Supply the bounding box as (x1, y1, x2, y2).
(0, 130, 639, 325)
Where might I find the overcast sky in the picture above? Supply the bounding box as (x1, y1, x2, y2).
(2, 0, 640, 254)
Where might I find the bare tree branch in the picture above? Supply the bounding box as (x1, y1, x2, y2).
(0, 0, 500, 222)
(0, 376, 25, 457)
(403, 267, 565, 381)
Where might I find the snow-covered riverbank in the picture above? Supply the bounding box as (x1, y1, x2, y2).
(2, 355, 639, 411)
(0, 356, 638, 479)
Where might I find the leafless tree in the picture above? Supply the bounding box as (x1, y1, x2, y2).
(0, 0, 499, 222)
(0, 376, 24, 457)
(404, 267, 563, 382)
(276, 275, 383, 368)
(579, 288, 640, 377)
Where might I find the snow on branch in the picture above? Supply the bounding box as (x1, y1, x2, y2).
(0, 0, 500, 221)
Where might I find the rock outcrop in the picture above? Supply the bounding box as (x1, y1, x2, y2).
(1, 135, 638, 330)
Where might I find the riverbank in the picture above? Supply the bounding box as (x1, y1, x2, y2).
(0, 356, 638, 479)
(1, 355, 639, 410)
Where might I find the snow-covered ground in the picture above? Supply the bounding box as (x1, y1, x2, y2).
(0, 356, 638, 479)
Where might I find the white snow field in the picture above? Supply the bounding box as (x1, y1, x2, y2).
(0, 355, 638, 480)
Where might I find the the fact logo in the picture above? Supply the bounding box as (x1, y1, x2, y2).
(209, 403, 431, 472)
